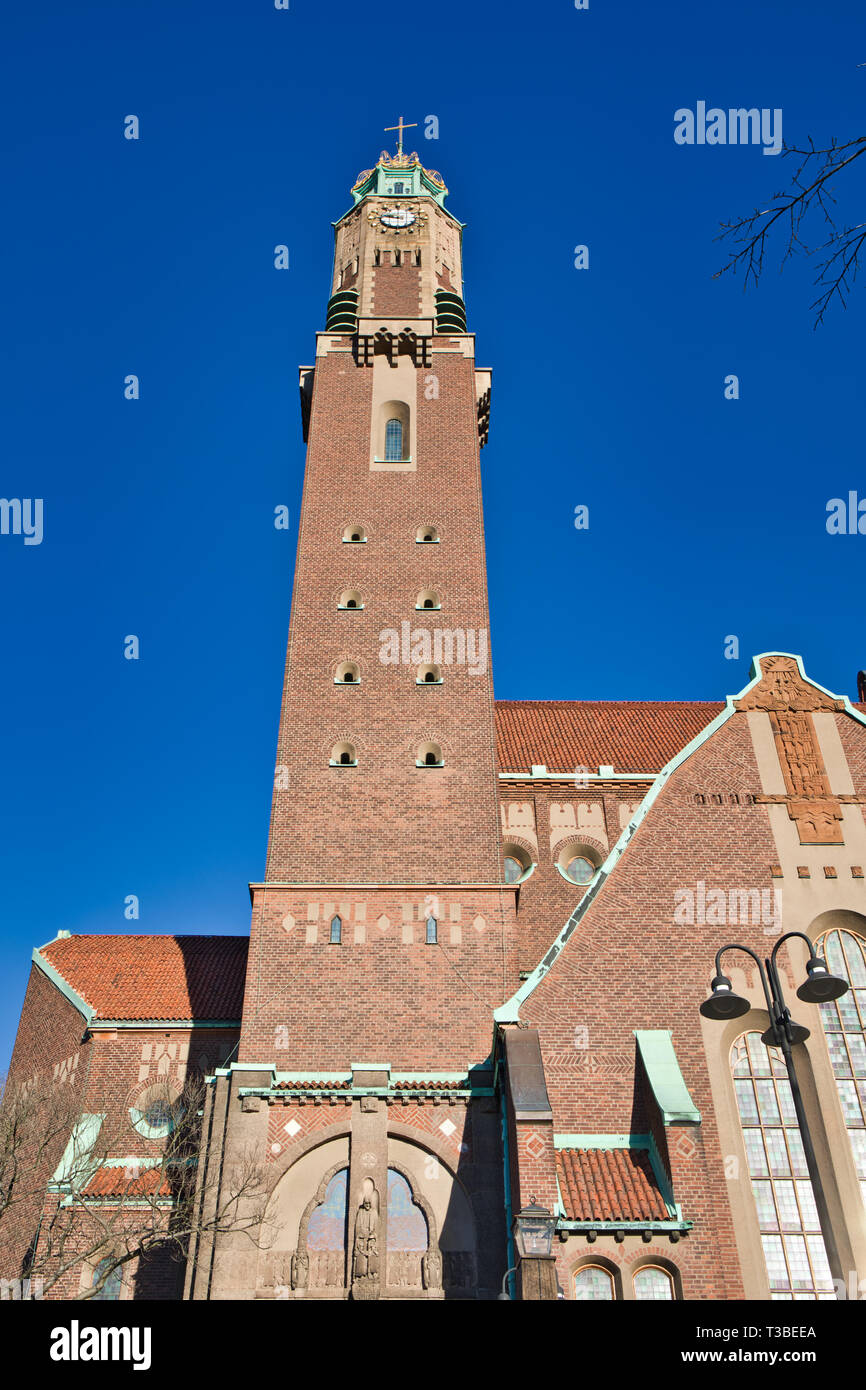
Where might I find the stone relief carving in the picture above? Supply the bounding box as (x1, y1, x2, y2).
(736, 655, 845, 845)
(351, 1179, 381, 1301)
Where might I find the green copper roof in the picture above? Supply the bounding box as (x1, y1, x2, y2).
(635, 1030, 701, 1126)
(349, 151, 449, 208)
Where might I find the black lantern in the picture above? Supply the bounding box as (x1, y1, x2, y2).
(513, 1199, 555, 1259)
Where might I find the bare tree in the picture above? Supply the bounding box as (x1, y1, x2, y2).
(715, 134, 866, 326)
(0, 1072, 275, 1300)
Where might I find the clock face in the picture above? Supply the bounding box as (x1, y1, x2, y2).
(379, 207, 416, 228)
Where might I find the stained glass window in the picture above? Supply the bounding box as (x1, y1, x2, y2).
(633, 1266, 674, 1300)
(816, 928, 866, 1207)
(573, 1265, 614, 1300)
(307, 1168, 348, 1251)
(731, 1032, 835, 1299)
(504, 856, 523, 883)
(386, 1170, 427, 1250)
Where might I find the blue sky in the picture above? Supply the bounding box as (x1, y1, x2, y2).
(2, 0, 864, 1069)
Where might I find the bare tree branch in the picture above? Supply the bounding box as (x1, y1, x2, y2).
(714, 134, 866, 326)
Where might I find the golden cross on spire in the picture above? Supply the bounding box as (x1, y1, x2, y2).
(384, 115, 418, 156)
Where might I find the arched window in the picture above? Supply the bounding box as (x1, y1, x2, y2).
(425, 916, 438, 945)
(731, 1032, 834, 1298)
(816, 927, 866, 1207)
(335, 662, 360, 685)
(342, 524, 366, 543)
(91, 1257, 122, 1301)
(330, 915, 342, 944)
(633, 1266, 674, 1301)
(416, 590, 440, 611)
(415, 525, 439, 543)
(338, 590, 363, 610)
(385, 418, 404, 462)
(330, 742, 357, 767)
(573, 1265, 614, 1300)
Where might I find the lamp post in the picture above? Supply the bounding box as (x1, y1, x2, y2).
(511, 1199, 558, 1301)
(699, 931, 848, 1287)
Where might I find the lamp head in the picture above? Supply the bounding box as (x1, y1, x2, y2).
(796, 954, 849, 1005)
(700, 973, 751, 1021)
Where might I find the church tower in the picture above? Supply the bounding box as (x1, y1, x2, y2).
(191, 141, 514, 1301)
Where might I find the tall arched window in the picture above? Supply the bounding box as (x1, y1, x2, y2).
(385, 418, 404, 462)
(573, 1265, 614, 1300)
(816, 927, 866, 1207)
(731, 1032, 835, 1299)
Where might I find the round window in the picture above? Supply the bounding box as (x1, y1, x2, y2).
(565, 856, 595, 885)
(504, 855, 524, 884)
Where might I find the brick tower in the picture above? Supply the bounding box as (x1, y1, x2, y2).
(190, 144, 513, 1300)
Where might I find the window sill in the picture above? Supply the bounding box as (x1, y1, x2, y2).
(415, 761, 444, 769)
(373, 456, 413, 465)
(415, 679, 443, 686)
(329, 761, 358, 768)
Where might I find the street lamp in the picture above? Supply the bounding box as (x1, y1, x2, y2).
(513, 1199, 556, 1258)
(700, 931, 848, 1286)
(510, 1199, 558, 1300)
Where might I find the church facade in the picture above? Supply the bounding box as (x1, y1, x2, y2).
(6, 148, 866, 1302)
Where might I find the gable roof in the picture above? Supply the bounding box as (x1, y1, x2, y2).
(494, 701, 724, 774)
(496, 655, 866, 1023)
(37, 934, 248, 1023)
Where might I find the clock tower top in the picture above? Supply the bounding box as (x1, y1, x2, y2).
(326, 151, 465, 331)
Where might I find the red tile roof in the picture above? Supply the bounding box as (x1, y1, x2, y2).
(39, 934, 248, 1022)
(82, 1166, 173, 1198)
(494, 700, 724, 774)
(556, 1147, 670, 1223)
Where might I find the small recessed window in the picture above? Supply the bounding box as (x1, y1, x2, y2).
(415, 526, 439, 543)
(335, 662, 360, 684)
(565, 856, 595, 885)
(426, 916, 438, 945)
(374, 248, 381, 267)
(338, 590, 363, 610)
(416, 664, 442, 685)
(330, 742, 357, 767)
(342, 525, 367, 543)
(416, 590, 440, 611)
(416, 742, 443, 768)
(330, 915, 342, 944)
